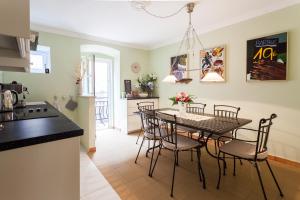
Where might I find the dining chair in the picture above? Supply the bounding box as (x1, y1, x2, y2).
(134, 103, 168, 176)
(212, 104, 241, 175)
(216, 114, 283, 200)
(178, 102, 206, 161)
(213, 104, 241, 142)
(150, 111, 206, 197)
(135, 102, 154, 144)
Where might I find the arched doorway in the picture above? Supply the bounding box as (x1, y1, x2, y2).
(80, 44, 121, 130)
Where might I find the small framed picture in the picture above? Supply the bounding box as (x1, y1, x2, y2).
(124, 80, 132, 94)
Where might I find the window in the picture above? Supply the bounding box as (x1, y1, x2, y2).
(81, 55, 95, 96)
(30, 45, 51, 73)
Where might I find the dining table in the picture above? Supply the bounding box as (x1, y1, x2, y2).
(153, 108, 253, 158)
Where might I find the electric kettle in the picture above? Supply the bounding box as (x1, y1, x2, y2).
(0, 88, 18, 112)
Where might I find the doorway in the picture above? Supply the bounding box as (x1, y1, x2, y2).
(95, 57, 113, 130)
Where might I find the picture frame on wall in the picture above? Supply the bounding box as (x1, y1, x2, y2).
(124, 80, 132, 94)
(246, 32, 287, 81)
(170, 54, 189, 81)
(199, 46, 225, 82)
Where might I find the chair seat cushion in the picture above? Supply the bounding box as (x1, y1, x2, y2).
(219, 140, 268, 160)
(162, 135, 203, 151)
(144, 127, 168, 140)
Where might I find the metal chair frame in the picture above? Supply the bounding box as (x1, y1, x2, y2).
(216, 114, 283, 200)
(135, 102, 164, 176)
(135, 102, 155, 144)
(185, 102, 207, 161)
(150, 111, 206, 197)
(214, 104, 241, 119)
(211, 104, 241, 174)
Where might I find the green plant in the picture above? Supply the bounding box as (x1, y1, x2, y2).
(137, 74, 157, 92)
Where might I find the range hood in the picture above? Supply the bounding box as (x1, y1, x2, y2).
(0, 34, 30, 72)
(0, 0, 31, 72)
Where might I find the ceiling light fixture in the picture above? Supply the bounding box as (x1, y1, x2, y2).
(132, 1, 221, 83)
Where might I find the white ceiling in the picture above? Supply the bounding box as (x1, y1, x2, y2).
(30, 0, 300, 50)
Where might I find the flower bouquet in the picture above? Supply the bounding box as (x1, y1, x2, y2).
(169, 92, 194, 115)
(137, 73, 157, 97)
(169, 92, 194, 105)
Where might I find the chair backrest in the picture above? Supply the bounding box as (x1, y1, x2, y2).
(137, 101, 154, 111)
(214, 104, 240, 119)
(156, 111, 178, 148)
(255, 113, 277, 159)
(186, 102, 206, 115)
(137, 102, 155, 130)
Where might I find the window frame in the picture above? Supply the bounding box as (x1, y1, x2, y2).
(29, 45, 51, 74)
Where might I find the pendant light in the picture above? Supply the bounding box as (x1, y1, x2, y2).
(132, 1, 223, 83)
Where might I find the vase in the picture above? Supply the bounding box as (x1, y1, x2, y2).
(147, 90, 153, 97)
(139, 92, 148, 98)
(178, 103, 187, 116)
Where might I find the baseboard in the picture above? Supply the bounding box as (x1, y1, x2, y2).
(268, 155, 300, 168)
(88, 147, 96, 153)
(128, 129, 141, 134)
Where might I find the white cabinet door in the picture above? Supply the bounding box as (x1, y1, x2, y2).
(126, 98, 159, 133)
(128, 115, 141, 132)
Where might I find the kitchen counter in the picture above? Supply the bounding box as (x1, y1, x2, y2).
(0, 102, 83, 200)
(0, 102, 83, 151)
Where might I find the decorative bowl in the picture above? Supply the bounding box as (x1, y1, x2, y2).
(139, 93, 148, 98)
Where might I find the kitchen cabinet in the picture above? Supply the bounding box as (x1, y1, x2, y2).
(0, 0, 30, 38)
(118, 97, 159, 134)
(0, 137, 80, 200)
(0, 103, 83, 200)
(0, 0, 30, 72)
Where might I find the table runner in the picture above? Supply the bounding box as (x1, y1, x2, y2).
(159, 110, 214, 121)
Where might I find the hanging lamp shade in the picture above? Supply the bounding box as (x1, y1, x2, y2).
(201, 71, 224, 82)
(162, 74, 177, 83)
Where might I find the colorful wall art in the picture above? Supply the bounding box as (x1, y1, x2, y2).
(170, 54, 188, 80)
(246, 32, 287, 81)
(199, 46, 225, 82)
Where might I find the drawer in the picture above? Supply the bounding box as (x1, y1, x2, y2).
(128, 107, 139, 116)
(127, 100, 139, 108)
(128, 115, 141, 132)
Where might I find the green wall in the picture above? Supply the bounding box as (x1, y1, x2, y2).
(2, 4, 300, 162)
(2, 32, 150, 121)
(149, 5, 300, 162)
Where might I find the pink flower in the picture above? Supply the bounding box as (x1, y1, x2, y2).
(177, 91, 188, 98)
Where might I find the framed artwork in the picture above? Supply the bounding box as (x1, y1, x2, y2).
(246, 32, 287, 81)
(170, 54, 188, 80)
(199, 46, 225, 82)
(124, 80, 131, 94)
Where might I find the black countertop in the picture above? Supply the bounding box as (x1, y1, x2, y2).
(0, 102, 83, 151)
(126, 96, 159, 100)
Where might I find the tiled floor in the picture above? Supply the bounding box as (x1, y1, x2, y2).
(89, 129, 300, 200)
(80, 149, 121, 200)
